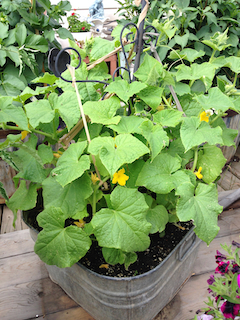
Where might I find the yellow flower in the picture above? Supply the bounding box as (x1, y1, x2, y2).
(21, 130, 28, 140)
(200, 111, 211, 122)
(112, 168, 129, 186)
(53, 153, 61, 159)
(74, 219, 85, 228)
(91, 172, 100, 185)
(194, 167, 203, 179)
(99, 264, 109, 269)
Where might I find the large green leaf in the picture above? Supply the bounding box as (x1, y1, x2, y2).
(91, 186, 151, 252)
(107, 116, 145, 134)
(88, 134, 149, 176)
(211, 118, 238, 147)
(83, 96, 121, 125)
(42, 173, 93, 216)
(167, 139, 194, 167)
(5, 45, 21, 67)
(15, 23, 27, 47)
(0, 22, 8, 39)
(136, 153, 190, 193)
(168, 48, 205, 63)
(0, 96, 28, 130)
(24, 100, 55, 127)
(0, 134, 21, 154)
(52, 141, 90, 187)
(180, 117, 223, 152)
(35, 207, 92, 268)
(90, 37, 115, 61)
(153, 109, 183, 127)
(25, 34, 48, 53)
(55, 91, 80, 130)
(13, 135, 48, 183)
(176, 182, 222, 244)
(134, 54, 163, 85)
(197, 144, 226, 184)
(6, 180, 38, 224)
(0, 50, 7, 66)
(146, 205, 169, 234)
(175, 62, 216, 89)
(225, 56, 240, 74)
(139, 119, 169, 160)
(137, 85, 164, 110)
(0, 182, 9, 202)
(0, 65, 27, 96)
(174, 31, 189, 49)
(32, 72, 58, 85)
(105, 80, 147, 103)
(194, 87, 235, 112)
(38, 144, 53, 164)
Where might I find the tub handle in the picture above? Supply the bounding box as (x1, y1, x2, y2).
(178, 232, 196, 262)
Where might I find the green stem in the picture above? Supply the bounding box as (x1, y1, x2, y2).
(210, 112, 226, 125)
(233, 73, 238, 87)
(189, 80, 195, 88)
(191, 147, 199, 172)
(92, 175, 110, 214)
(98, 175, 110, 188)
(162, 96, 172, 109)
(128, 98, 134, 114)
(124, 105, 127, 116)
(209, 50, 216, 63)
(92, 188, 97, 215)
(2, 124, 55, 140)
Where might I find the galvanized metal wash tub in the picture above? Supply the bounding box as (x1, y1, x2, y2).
(23, 210, 201, 320)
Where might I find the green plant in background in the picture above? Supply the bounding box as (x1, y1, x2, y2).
(116, 0, 240, 82)
(0, 0, 73, 96)
(67, 12, 92, 32)
(115, 0, 141, 25)
(0, 24, 239, 270)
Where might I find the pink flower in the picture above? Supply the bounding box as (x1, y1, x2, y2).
(197, 315, 213, 320)
(81, 27, 86, 31)
(215, 261, 230, 274)
(237, 274, 240, 289)
(220, 301, 240, 319)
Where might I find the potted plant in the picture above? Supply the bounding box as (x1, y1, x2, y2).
(67, 11, 92, 42)
(0, 14, 239, 319)
(195, 240, 240, 320)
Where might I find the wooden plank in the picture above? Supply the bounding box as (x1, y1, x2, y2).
(217, 184, 225, 192)
(0, 277, 86, 320)
(0, 160, 16, 204)
(0, 229, 34, 259)
(229, 161, 240, 180)
(43, 307, 95, 320)
(29, 307, 95, 320)
(218, 208, 240, 237)
(0, 207, 28, 234)
(0, 252, 48, 289)
(155, 272, 212, 320)
(218, 188, 240, 209)
(218, 189, 235, 202)
(218, 169, 240, 190)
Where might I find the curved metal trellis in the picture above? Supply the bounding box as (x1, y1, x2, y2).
(48, 26, 159, 86)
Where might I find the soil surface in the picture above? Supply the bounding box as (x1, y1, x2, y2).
(23, 203, 193, 278)
(79, 222, 192, 277)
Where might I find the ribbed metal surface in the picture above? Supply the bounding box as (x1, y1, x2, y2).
(44, 228, 201, 320)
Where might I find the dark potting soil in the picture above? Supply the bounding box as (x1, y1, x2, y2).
(79, 221, 193, 278)
(24, 204, 193, 278)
